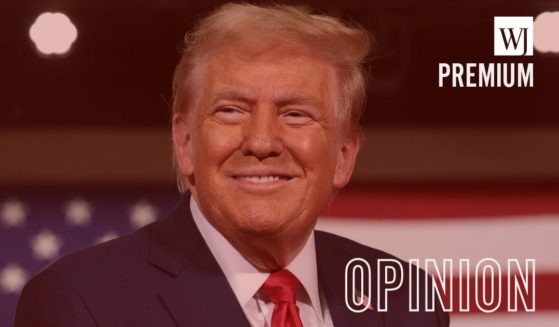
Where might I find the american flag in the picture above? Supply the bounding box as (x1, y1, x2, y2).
(1, 186, 558, 326)
(0, 186, 180, 326)
(318, 187, 559, 327)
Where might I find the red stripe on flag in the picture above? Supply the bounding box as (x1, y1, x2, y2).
(325, 189, 559, 219)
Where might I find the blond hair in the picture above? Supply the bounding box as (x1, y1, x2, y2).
(172, 3, 371, 193)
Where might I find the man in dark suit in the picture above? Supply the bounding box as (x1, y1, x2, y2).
(16, 3, 449, 326)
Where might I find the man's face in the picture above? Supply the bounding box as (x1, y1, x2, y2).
(173, 46, 359, 245)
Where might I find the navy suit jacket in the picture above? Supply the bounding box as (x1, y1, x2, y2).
(15, 195, 449, 326)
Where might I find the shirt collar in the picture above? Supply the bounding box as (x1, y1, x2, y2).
(190, 197, 324, 322)
(284, 229, 323, 323)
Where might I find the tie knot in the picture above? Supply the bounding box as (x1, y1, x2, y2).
(260, 269, 300, 304)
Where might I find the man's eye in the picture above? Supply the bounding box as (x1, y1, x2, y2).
(219, 107, 241, 114)
(214, 106, 245, 123)
(282, 111, 312, 125)
(286, 111, 306, 117)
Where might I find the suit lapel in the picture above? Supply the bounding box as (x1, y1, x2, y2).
(149, 194, 251, 327)
(316, 231, 385, 327)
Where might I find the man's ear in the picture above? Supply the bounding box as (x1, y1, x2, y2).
(172, 113, 194, 176)
(333, 134, 360, 189)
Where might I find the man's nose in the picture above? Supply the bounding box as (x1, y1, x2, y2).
(240, 107, 283, 159)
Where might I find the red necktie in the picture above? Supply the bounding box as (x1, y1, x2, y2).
(259, 269, 304, 327)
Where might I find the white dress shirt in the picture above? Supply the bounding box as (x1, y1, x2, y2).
(190, 197, 334, 327)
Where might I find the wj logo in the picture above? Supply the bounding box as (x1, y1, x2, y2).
(494, 17, 533, 56)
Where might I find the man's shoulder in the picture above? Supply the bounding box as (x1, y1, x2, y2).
(315, 230, 450, 327)
(37, 223, 155, 283)
(20, 222, 167, 311)
(15, 220, 185, 327)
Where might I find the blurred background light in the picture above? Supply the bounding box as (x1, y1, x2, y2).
(29, 12, 78, 56)
(534, 11, 559, 53)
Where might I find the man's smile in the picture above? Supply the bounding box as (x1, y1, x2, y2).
(233, 175, 291, 183)
(228, 168, 298, 192)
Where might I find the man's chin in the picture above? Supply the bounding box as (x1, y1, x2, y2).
(233, 217, 291, 237)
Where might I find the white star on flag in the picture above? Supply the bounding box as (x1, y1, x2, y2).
(1, 199, 27, 228)
(0, 263, 29, 294)
(96, 230, 119, 244)
(30, 229, 63, 261)
(65, 198, 93, 226)
(129, 200, 158, 229)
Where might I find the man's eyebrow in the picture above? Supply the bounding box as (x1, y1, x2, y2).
(209, 88, 323, 108)
(209, 89, 256, 106)
(274, 94, 323, 108)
